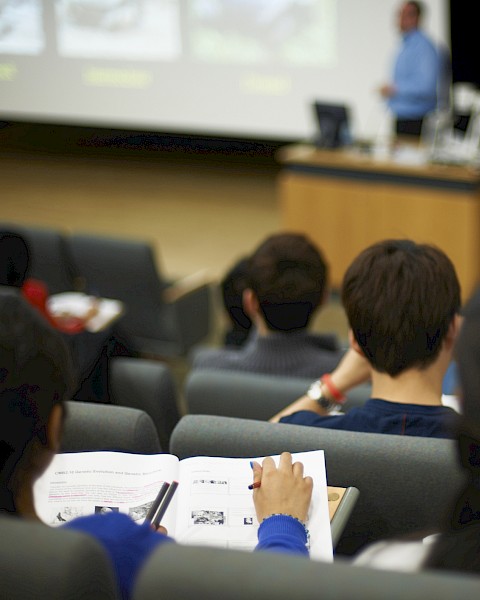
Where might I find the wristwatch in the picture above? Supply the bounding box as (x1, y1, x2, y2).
(306, 379, 338, 412)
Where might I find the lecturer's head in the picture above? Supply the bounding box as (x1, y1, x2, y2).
(0, 291, 74, 514)
(398, 1, 423, 33)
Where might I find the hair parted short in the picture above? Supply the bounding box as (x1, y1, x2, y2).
(247, 232, 328, 332)
(341, 239, 460, 376)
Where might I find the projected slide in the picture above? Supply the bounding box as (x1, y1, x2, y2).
(0, 0, 44, 55)
(56, 0, 181, 61)
(0, 0, 449, 140)
(187, 0, 336, 66)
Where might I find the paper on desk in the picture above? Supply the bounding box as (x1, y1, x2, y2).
(47, 292, 123, 333)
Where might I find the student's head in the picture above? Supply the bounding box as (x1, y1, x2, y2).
(341, 239, 460, 377)
(220, 256, 252, 345)
(0, 291, 74, 513)
(0, 231, 30, 287)
(245, 232, 328, 332)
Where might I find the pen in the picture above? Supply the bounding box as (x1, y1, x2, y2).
(152, 480, 179, 527)
(248, 481, 261, 490)
(144, 482, 170, 524)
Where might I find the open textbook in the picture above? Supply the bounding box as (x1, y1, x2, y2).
(33, 450, 333, 561)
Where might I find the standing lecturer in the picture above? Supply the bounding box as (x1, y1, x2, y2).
(379, 1, 439, 138)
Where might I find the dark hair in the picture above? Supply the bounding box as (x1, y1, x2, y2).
(247, 233, 328, 332)
(221, 256, 252, 346)
(406, 1, 423, 19)
(0, 231, 30, 287)
(341, 239, 460, 376)
(0, 291, 75, 513)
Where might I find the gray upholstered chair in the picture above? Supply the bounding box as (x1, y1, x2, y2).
(66, 232, 212, 357)
(0, 222, 77, 294)
(133, 542, 480, 600)
(109, 356, 181, 451)
(61, 401, 162, 454)
(184, 368, 371, 420)
(170, 415, 467, 556)
(0, 515, 118, 600)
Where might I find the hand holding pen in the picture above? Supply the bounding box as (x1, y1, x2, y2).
(249, 452, 313, 524)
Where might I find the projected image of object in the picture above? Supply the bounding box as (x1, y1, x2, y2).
(187, 0, 336, 66)
(0, 0, 44, 55)
(55, 0, 181, 60)
(62, 0, 142, 30)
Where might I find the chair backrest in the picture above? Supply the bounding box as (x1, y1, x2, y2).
(133, 542, 480, 600)
(61, 401, 162, 454)
(0, 515, 118, 600)
(170, 415, 467, 556)
(1, 223, 77, 294)
(184, 368, 371, 420)
(67, 233, 166, 322)
(109, 356, 180, 451)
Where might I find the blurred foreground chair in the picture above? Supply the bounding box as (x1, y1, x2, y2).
(133, 542, 480, 600)
(170, 415, 466, 556)
(0, 515, 118, 600)
(0, 222, 77, 294)
(184, 368, 371, 420)
(109, 356, 180, 451)
(66, 233, 212, 358)
(61, 401, 162, 453)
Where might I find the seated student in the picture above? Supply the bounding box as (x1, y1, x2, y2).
(271, 239, 461, 439)
(0, 229, 130, 403)
(0, 292, 313, 600)
(220, 255, 253, 347)
(192, 232, 343, 378)
(354, 283, 480, 572)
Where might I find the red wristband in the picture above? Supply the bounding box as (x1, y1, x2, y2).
(320, 373, 346, 404)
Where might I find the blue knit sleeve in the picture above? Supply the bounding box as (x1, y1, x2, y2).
(64, 512, 173, 600)
(255, 514, 309, 557)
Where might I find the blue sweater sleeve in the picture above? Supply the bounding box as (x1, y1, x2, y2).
(64, 512, 173, 600)
(255, 514, 309, 557)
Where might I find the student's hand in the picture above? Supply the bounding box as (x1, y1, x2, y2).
(151, 524, 168, 535)
(251, 452, 313, 524)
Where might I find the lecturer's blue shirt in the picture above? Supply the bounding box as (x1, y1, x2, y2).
(388, 29, 439, 119)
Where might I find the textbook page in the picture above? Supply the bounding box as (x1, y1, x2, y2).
(174, 451, 332, 562)
(33, 451, 180, 533)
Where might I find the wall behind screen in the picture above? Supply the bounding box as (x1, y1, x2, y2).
(0, 0, 450, 141)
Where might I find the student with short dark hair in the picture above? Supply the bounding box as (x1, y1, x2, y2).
(192, 232, 343, 378)
(354, 284, 480, 571)
(271, 239, 461, 439)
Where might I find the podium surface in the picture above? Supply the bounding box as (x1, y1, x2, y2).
(277, 144, 480, 299)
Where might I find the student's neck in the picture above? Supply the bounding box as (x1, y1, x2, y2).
(9, 474, 42, 521)
(370, 364, 444, 406)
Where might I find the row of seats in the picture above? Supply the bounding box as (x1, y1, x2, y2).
(1, 405, 475, 599)
(1, 222, 213, 357)
(56, 396, 465, 558)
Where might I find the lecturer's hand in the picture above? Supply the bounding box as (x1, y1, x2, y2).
(379, 83, 396, 98)
(251, 452, 313, 524)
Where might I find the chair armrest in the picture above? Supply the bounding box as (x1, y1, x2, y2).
(162, 270, 213, 303)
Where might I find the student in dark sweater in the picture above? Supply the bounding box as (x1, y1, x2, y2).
(193, 232, 343, 378)
(271, 239, 461, 439)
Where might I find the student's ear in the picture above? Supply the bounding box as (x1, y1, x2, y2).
(242, 288, 260, 318)
(47, 404, 64, 454)
(446, 313, 463, 347)
(348, 329, 365, 356)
